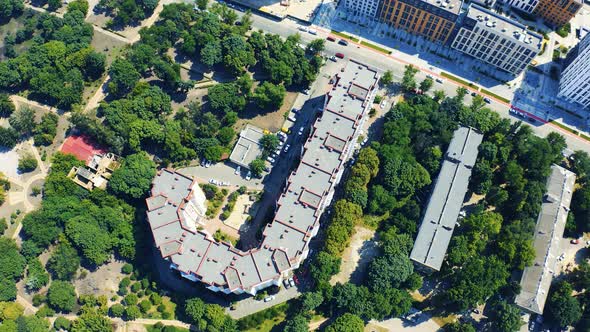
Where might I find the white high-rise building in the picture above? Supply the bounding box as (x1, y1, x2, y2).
(344, 0, 381, 18)
(558, 31, 590, 109)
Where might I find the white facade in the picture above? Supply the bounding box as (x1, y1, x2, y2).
(344, 0, 380, 18)
(558, 33, 590, 109)
(502, 0, 539, 13)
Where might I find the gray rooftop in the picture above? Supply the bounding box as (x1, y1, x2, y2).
(467, 4, 543, 49)
(410, 126, 484, 271)
(229, 124, 265, 168)
(146, 60, 378, 294)
(515, 165, 576, 315)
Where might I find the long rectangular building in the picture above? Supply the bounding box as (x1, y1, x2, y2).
(146, 60, 379, 295)
(451, 4, 542, 75)
(410, 126, 483, 272)
(515, 165, 576, 315)
(558, 30, 590, 109)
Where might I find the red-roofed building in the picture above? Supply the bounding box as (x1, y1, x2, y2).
(60, 135, 107, 165)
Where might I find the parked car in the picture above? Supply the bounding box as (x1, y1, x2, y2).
(288, 115, 297, 122)
(298, 26, 307, 32)
(284, 144, 291, 153)
(234, 166, 241, 175)
(245, 171, 252, 181)
(435, 78, 444, 83)
(289, 278, 295, 287)
(303, 89, 311, 95)
(483, 97, 492, 103)
(308, 29, 317, 35)
(267, 156, 276, 164)
(338, 39, 349, 46)
(327, 36, 336, 42)
(471, 91, 478, 97)
(205, 160, 211, 168)
(380, 100, 387, 109)
(298, 127, 304, 136)
(571, 238, 580, 244)
(335, 52, 345, 59)
(426, 74, 434, 79)
(291, 108, 299, 114)
(283, 279, 291, 288)
(277, 132, 287, 141)
(263, 295, 275, 302)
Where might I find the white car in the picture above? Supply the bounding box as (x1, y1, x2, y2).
(284, 144, 291, 153)
(288, 278, 295, 287)
(298, 127, 304, 136)
(380, 100, 387, 109)
(264, 295, 275, 302)
(277, 132, 287, 141)
(426, 74, 434, 79)
(234, 166, 241, 175)
(303, 89, 310, 95)
(205, 161, 211, 168)
(298, 26, 307, 32)
(267, 156, 275, 163)
(308, 29, 317, 35)
(283, 279, 291, 289)
(288, 115, 297, 122)
(245, 171, 252, 181)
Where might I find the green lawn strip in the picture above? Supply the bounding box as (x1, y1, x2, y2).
(549, 119, 580, 136)
(480, 88, 511, 104)
(440, 72, 477, 88)
(330, 30, 359, 43)
(360, 40, 391, 54)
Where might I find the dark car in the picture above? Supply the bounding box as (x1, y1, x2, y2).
(338, 39, 349, 46)
(327, 36, 336, 42)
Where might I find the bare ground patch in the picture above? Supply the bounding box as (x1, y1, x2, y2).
(74, 260, 126, 299)
(330, 226, 379, 285)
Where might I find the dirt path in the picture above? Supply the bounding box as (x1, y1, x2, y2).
(330, 226, 378, 285)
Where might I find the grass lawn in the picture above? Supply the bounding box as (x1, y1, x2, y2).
(331, 30, 360, 43)
(243, 312, 287, 332)
(360, 41, 391, 54)
(480, 88, 510, 104)
(440, 72, 477, 88)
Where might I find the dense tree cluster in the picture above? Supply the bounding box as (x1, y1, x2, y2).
(0, 238, 26, 301)
(21, 153, 136, 266)
(97, 0, 158, 28)
(183, 297, 237, 332)
(0, 8, 101, 109)
(108, 152, 156, 199)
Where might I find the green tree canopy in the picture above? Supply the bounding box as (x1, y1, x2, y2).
(325, 313, 364, 332)
(109, 152, 156, 199)
(47, 281, 77, 312)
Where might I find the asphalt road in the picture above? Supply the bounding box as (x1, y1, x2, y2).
(239, 11, 590, 153)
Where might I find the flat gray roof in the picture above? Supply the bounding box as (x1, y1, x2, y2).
(410, 126, 483, 271)
(229, 124, 265, 168)
(515, 165, 576, 315)
(467, 4, 543, 49)
(146, 60, 378, 294)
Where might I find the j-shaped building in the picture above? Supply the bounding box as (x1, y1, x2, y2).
(145, 60, 379, 295)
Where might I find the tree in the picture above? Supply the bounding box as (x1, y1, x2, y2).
(108, 58, 140, 97)
(306, 39, 325, 55)
(71, 309, 111, 332)
(491, 301, 523, 332)
(207, 83, 246, 114)
(54, 316, 72, 331)
(25, 259, 49, 292)
(0, 238, 26, 282)
(0, 279, 16, 301)
(284, 314, 309, 332)
(33, 113, 59, 146)
(259, 134, 280, 155)
(252, 82, 286, 110)
(547, 281, 582, 327)
(419, 78, 433, 92)
(249, 159, 265, 177)
(16, 315, 49, 332)
(124, 306, 141, 321)
(47, 281, 77, 312)
(196, 0, 208, 10)
(17, 155, 38, 173)
(325, 313, 364, 332)
(300, 291, 324, 313)
(216, 127, 235, 146)
(367, 254, 413, 292)
(184, 298, 206, 324)
(0, 127, 18, 149)
(0, 94, 14, 118)
(68, 0, 89, 15)
(109, 152, 156, 199)
(433, 90, 446, 102)
(9, 107, 35, 136)
(379, 70, 393, 86)
(401, 65, 418, 92)
(46, 242, 80, 280)
(445, 322, 476, 332)
(109, 304, 125, 317)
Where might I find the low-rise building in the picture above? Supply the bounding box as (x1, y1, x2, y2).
(451, 4, 542, 75)
(68, 153, 121, 191)
(379, 0, 463, 43)
(146, 60, 379, 295)
(515, 165, 576, 315)
(410, 126, 483, 272)
(557, 31, 590, 109)
(229, 124, 265, 169)
(533, 0, 582, 27)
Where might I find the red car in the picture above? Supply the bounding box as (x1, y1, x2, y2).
(335, 52, 344, 59)
(327, 36, 336, 42)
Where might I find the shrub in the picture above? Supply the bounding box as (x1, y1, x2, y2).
(121, 264, 133, 274)
(18, 155, 38, 173)
(32, 294, 46, 307)
(150, 293, 162, 305)
(119, 277, 131, 288)
(130, 282, 141, 293)
(125, 305, 141, 321)
(124, 294, 138, 306)
(139, 299, 151, 313)
(109, 304, 125, 317)
(54, 316, 71, 331)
